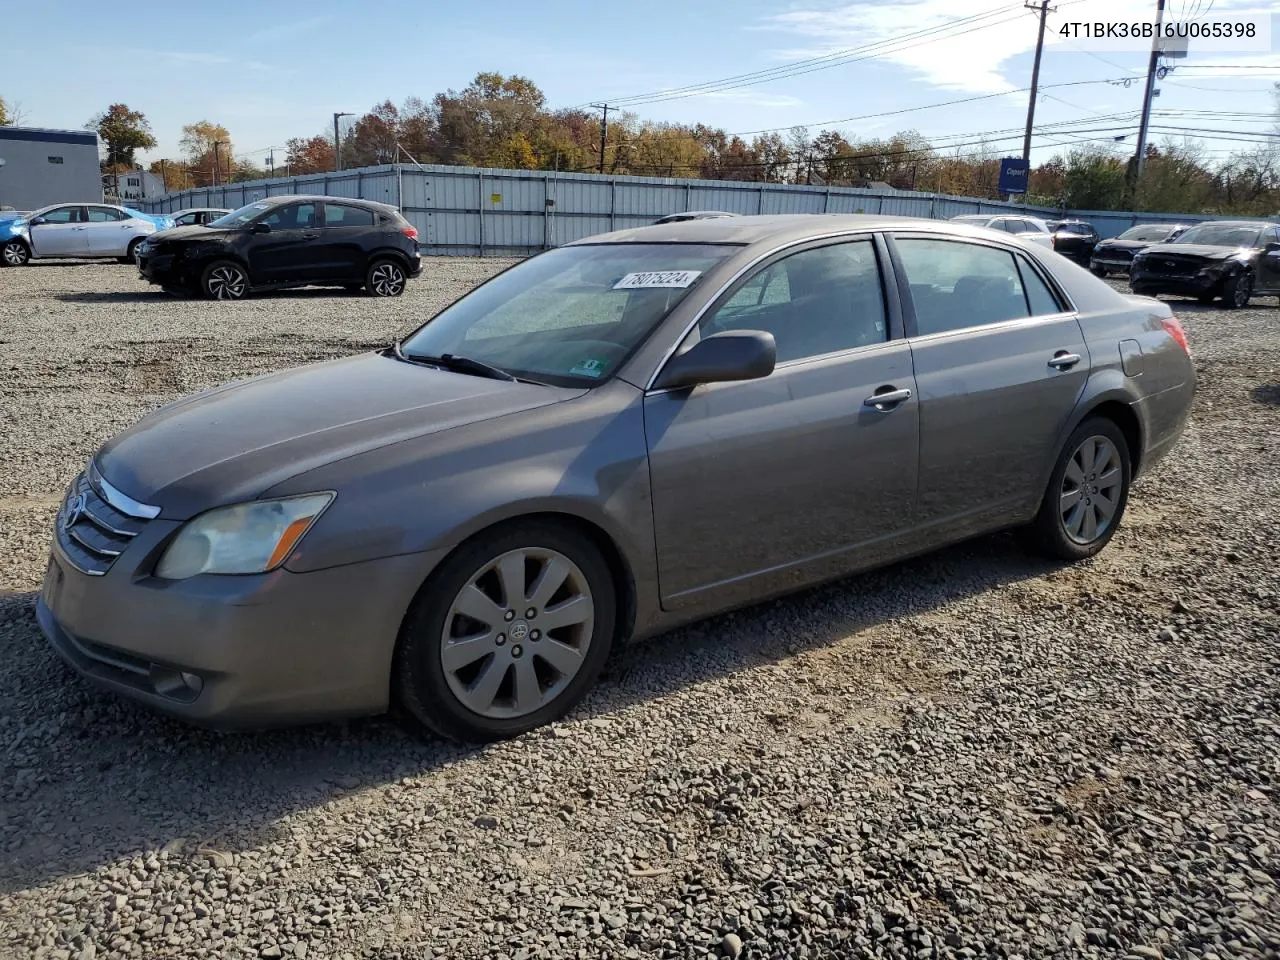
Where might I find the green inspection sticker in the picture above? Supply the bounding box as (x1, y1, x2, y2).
(568, 358, 607, 378)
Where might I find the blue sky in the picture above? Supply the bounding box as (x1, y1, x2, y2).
(4, 0, 1277, 170)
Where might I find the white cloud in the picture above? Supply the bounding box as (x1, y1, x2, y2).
(756, 0, 1274, 95)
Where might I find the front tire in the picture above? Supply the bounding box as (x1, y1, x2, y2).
(1090, 265, 1107, 278)
(394, 522, 617, 742)
(201, 260, 249, 301)
(366, 258, 407, 297)
(1221, 272, 1252, 310)
(1024, 417, 1131, 562)
(1, 238, 30, 267)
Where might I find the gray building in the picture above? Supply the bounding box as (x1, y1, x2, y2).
(0, 126, 101, 210)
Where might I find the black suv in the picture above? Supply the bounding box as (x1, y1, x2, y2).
(137, 195, 422, 300)
(1047, 220, 1098, 266)
(1130, 220, 1280, 309)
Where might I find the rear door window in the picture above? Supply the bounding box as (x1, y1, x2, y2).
(324, 204, 375, 228)
(895, 238, 1045, 335)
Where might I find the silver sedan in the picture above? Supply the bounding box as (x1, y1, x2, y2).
(1, 203, 172, 265)
(38, 214, 1195, 741)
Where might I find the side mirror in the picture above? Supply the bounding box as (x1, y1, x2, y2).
(28, 216, 47, 226)
(1265, 241, 1280, 255)
(653, 330, 776, 391)
(251, 222, 271, 234)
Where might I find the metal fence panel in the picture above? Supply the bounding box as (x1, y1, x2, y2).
(136, 161, 1226, 251)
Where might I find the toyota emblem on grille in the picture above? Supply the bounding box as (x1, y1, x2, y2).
(62, 492, 86, 532)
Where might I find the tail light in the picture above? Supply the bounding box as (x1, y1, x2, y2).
(1161, 316, 1190, 356)
(401, 225, 419, 242)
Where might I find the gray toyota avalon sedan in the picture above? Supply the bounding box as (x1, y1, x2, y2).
(37, 215, 1195, 742)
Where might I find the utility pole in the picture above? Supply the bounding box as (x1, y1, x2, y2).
(267, 148, 275, 178)
(1132, 0, 1167, 187)
(333, 112, 353, 173)
(159, 159, 167, 193)
(591, 103, 610, 174)
(1021, 0, 1052, 170)
(212, 141, 222, 186)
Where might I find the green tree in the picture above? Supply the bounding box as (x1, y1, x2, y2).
(90, 104, 157, 171)
(0, 96, 8, 126)
(1062, 148, 1129, 210)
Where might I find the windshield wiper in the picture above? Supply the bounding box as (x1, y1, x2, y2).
(393, 344, 517, 382)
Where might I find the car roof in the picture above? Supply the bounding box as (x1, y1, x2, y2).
(572, 213, 1046, 248)
(1187, 219, 1278, 228)
(250, 194, 397, 212)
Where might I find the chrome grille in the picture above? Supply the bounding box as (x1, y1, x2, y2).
(55, 466, 156, 576)
(1145, 255, 1202, 277)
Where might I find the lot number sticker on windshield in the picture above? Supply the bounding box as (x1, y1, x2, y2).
(612, 270, 702, 290)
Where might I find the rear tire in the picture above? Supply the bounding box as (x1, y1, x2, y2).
(1, 238, 30, 267)
(200, 260, 249, 301)
(394, 521, 617, 743)
(1023, 417, 1131, 562)
(1090, 265, 1107, 278)
(118, 238, 144, 265)
(366, 258, 407, 297)
(1221, 273, 1252, 309)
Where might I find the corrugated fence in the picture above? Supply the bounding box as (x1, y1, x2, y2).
(136, 163, 1217, 256)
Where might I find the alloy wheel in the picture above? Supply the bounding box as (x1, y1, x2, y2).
(1060, 436, 1123, 544)
(370, 262, 405, 296)
(2, 241, 29, 266)
(1233, 275, 1252, 308)
(440, 547, 595, 719)
(207, 265, 247, 300)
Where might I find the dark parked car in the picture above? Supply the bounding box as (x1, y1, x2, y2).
(170, 207, 231, 227)
(654, 210, 739, 224)
(136, 195, 422, 300)
(1130, 220, 1280, 308)
(1090, 223, 1189, 277)
(1048, 220, 1098, 266)
(38, 214, 1194, 741)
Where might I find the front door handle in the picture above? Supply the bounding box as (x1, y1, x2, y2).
(301, 233, 319, 240)
(1048, 351, 1081, 370)
(863, 386, 912, 411)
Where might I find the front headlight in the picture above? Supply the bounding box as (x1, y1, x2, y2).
(155, 493, 334, 580)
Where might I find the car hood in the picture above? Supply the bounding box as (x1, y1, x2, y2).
(1138, 243, 1255, 261)
(96, 351, 583, 518)
(148, 224, 239, 243)
(1095, 239, 1153, 251)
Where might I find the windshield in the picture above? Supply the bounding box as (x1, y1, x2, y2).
(1174, 223, 1262, 248)
(1056, 223, 1090, 235)
(1119, 225, 1176, 242)
(208, 201, 273, 228)
(399, 243, 737, 386)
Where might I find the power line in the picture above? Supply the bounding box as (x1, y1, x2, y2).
(601, 76, 1140, 155)
(588, 4, 1027, 108)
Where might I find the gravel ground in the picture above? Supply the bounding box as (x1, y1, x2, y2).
(1, 262, 1278, 960)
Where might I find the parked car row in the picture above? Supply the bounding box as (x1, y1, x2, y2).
(1128, 220, 1280, 309)
(0, 204, 175, 266)
(135, 195, 422, 299)
(1, 195, 423, 300)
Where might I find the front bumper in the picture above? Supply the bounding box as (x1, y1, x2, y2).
(136, 250, 186, 287)
(1090, 256, 1133, 273)
(36, 533, 442, 727)
(1129, 269, 1220, 297)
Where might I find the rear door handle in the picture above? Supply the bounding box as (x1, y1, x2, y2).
(863, 386, 912, 411)
(1048, 351, 1081, 370)
(301, 233, 320, 240)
